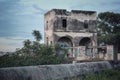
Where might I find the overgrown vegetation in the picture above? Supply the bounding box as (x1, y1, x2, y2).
(0, 30, 70, 68)
(98, 12, 120, 46)
(98, 12, 120, 62)
(68, 69, 120, 80)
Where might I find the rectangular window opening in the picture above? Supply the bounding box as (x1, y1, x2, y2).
(46, 37, 48, 45)
(46, 21, 48, 30)
(62, 19, 67, 28)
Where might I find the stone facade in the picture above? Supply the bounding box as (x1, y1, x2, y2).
(44, 9, 97, 58)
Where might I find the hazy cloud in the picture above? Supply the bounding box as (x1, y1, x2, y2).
(0, 0, 120, 51)
(33, 5, 47, 14)
(70, 0, 120, 13)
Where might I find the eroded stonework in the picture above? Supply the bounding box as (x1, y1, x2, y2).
(44, 9, 97, 59)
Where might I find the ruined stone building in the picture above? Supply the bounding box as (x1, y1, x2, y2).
(44, 9, 98, 59)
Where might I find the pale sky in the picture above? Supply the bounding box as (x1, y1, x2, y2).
(0, 0, 120, 52)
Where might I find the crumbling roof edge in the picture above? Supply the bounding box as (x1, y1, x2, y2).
(44, 9, 67, 15)
(71, 10, 96, 14)
(44, 9, 96, 15)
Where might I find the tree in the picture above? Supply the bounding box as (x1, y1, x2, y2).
(98, 12, 120, 63)
(32, 30, 42, 42)
(23, 39, 32, 55)
(32, 41, 41, 55)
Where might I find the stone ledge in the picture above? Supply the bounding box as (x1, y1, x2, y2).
(0, 61, 112, 80)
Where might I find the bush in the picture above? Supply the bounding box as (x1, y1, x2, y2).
(67, 69, 120, 80)
(0, 30, 70, 67)
(0, 45, 69, 68)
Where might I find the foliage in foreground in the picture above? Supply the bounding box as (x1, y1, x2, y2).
(0, 30, 70, 68)
(0, 45, 69, 68)
(68, 69, 120, 80)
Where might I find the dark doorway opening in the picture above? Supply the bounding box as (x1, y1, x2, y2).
(79, 37, 91, 46)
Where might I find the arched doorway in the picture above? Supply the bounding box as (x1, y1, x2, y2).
(79, 37, 93, 56)
(58, 37, 73, 47)
(79, 37, 92, 46)
(58, 37, 73, 57)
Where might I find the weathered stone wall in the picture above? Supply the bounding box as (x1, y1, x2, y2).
(54, 32, 93, 45)
(0, 61, 112, 80)
(44, 10, 55, 45)
(98, 45, 114, 60)
(54, 17, 97, 32)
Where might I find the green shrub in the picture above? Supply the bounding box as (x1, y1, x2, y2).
(0, 45, 69, 68)
(67, 69, 120, 80)
(0, 30, 70, 67)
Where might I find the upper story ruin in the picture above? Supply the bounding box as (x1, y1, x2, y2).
(44, 9, 97, 33)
